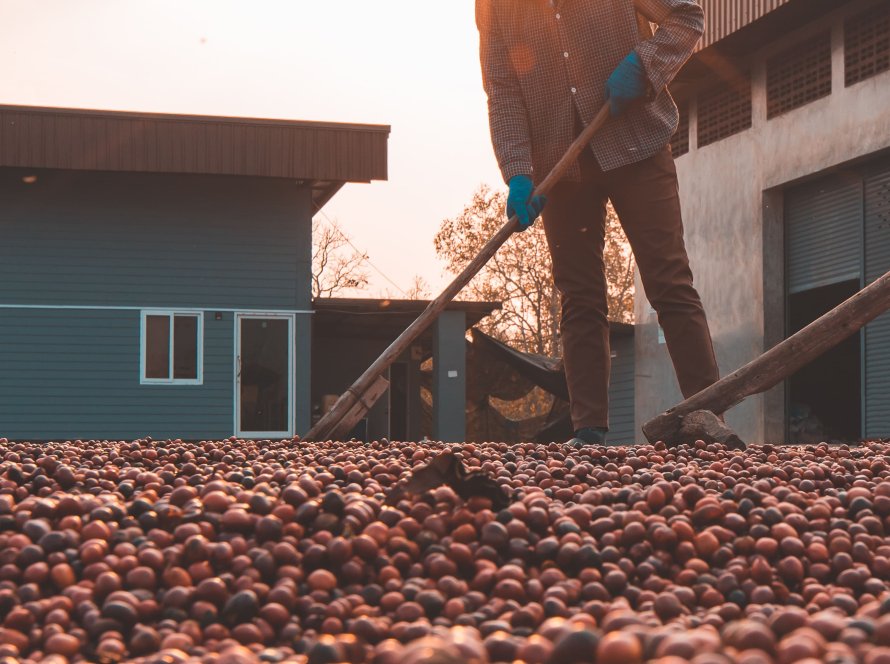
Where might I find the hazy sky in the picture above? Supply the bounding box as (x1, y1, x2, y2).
(0, 0, 504, 296)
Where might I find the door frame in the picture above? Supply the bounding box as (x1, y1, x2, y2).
(234, 312, 295, 439)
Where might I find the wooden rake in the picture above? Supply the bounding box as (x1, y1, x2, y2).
(642, 268, 890, 446)
(304, 103, 613, 441)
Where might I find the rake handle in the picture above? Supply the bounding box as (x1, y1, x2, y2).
(304, 103, 612, 442)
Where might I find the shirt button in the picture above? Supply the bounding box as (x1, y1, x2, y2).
(555, 13, 561, 19)
(563, 52, 569, 58)
(571, 87, 577, 94)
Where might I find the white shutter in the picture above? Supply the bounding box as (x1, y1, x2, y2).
(864, 166, 890, 438)
(786, 176, 862, 294)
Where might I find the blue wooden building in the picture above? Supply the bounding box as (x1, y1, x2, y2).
(0, 105, 391, 442)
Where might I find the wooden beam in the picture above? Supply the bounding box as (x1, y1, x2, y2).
(325, 374, 390, 441)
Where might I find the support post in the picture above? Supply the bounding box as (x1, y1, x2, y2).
(433, 311, 466, 442)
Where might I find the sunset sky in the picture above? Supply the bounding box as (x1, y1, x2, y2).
(0, 0, 504, 296)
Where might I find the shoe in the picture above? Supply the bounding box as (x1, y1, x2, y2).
(567, 426, 608, 448)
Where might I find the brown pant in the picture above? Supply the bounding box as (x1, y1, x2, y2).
(543, 145, 720, 430)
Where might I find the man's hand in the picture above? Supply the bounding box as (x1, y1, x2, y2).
(507, 175, 546, 231)
(605, 50, 648, 116)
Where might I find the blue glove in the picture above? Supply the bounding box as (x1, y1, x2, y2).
(605, 50, 648, 117)
(507, 175, 546, 231)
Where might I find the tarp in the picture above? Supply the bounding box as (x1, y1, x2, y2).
(470, 328, 569, 401)
(419, 328, 573, 443)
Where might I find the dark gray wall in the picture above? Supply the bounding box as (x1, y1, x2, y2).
(433, 312, 466, 443)
(0, 168, 311, 309)
(0, 168, 313, 441)
(312, 334, 423, 441)
(312, 336, 391, 440)
(0, 309, 233, 440)
(608, 334, 636, 444)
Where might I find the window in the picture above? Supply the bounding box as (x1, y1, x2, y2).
(697, 75, 752, 148)
(766, 32, 832, 119)
(845, 3, 890, 86)
(141, 311, 203, 384)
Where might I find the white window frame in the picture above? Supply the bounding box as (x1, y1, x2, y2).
(140, 310, 204, 385)
(234, 312, 295, 439)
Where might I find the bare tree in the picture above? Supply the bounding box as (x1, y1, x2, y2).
(312, 218, 370, 298)
(403, 275, 432, 300)
(376, 274, 434, 300)
(434, 185, 634, 357)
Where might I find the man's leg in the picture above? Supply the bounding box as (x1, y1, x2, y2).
(606, 147, 720, 398)
(541, 175, 612, 431)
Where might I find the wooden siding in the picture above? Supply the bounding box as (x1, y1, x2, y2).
(608, 334, 636, 444)
(0, 105, 389, 184)
(0, 309, 235, 440)
(0, 168, 312, 310)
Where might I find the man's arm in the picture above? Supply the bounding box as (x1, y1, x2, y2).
(633, 0, 705, 96)
(476, 0, 534, 184)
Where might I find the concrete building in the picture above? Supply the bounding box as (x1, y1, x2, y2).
(635, 0, 890, 443)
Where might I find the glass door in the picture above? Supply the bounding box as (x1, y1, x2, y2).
(236, 314, 294, 438)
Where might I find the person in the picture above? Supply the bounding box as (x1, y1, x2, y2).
(476, 0, 720, 447)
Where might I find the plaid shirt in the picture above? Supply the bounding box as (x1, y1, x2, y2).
(477, 0, 704, 182)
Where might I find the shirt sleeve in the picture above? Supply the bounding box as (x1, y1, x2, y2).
(633, 0, 704, 95)
(476, 0, 535, 184)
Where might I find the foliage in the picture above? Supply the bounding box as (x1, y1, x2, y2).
(434, 185, 635, 358)
(379, 274, 433, 300)
(603, 205, 636, 325)
(490, 386, 555, 421)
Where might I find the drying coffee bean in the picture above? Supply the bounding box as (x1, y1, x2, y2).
(2, 437, 890, 661)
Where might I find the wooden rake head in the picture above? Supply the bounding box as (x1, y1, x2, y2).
(385, 450, 511, 510)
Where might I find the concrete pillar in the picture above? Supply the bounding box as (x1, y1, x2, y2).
(432, 311, 466, 442)
(751, 59, 767, 128)
(830, 19, 845, 97)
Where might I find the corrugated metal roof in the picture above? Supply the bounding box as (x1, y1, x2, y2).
(0, 105, 390, 199)
(674, 0, 859, 95)
(700, 0, 793, 49)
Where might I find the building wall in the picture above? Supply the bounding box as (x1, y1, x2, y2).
(0, 309, 234, 440)
(0, 168, 314, 440)
(312, 335, 423, 441)
(635, 0, 890, 442)
(0, 169, 311, 309)
(608, 333, 636, 444)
